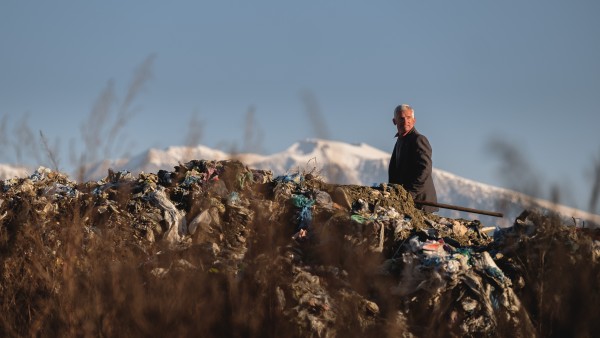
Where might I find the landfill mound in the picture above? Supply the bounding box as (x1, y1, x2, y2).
(1, 160, 599, 337)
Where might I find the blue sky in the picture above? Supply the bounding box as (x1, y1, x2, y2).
(1, 0, 599, 212)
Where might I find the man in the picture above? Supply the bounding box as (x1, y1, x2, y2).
(388, 104, 438, 213)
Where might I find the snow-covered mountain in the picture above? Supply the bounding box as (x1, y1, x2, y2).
(0, 164, 30, 180)
(3, 139, 599, 228)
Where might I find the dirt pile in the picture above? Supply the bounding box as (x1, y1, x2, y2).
(1, 160, 598, 337)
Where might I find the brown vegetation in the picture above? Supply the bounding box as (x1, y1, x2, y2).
(1, 160, 598, 337)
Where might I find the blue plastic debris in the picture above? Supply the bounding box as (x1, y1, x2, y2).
(30, 167, 51, 182)
(291, 194, 314, 230)
(275, 173, 304, 184)
(44, 183, 78, 199)
(228, 191, 241, 206)
(182, 174, 202, 187)
(485, 266, 505, 280)
(291, 194, 314, 208)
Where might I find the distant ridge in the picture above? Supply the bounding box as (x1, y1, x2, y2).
(0, 164, 29, 180)
(2, 139, 599, 228)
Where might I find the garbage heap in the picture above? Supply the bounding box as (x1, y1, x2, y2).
(0, 160, 598, 337)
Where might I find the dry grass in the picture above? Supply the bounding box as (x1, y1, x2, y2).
(494, 211, 600, 337)
(0, 163, 296, 337)
(588, 149, 600, 214)
(1, 161, 599, 337)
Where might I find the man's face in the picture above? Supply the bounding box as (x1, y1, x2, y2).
(393, 110, 415, 136)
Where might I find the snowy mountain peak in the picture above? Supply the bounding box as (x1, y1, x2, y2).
(0, 164, 29, 180)
(1, 139, 598, 228)
(287, 138, 390, 160)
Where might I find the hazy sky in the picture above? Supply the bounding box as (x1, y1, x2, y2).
(1, 1, 599, 212)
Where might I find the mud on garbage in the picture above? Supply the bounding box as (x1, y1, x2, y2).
(1, 160, 598, 337)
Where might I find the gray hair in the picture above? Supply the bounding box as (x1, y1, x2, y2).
(394, 104, 414, 118)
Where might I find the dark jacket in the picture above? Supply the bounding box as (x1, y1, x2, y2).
(388, 128, 438, 212)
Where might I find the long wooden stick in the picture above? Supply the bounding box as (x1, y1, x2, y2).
(414, 200, 504, 218)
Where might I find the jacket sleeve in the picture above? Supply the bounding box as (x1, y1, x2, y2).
(406, 135, 433, 195)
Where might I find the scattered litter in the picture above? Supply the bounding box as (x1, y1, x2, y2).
(0, 160, 597, 337)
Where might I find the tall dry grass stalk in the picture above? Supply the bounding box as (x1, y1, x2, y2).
(11, 114, 42, 166)
(242, 105, 264, 154)
(103, 54, 156, 160)
(181, 110, 204, 162)
(299, 90, 343, 184)
(39, 131, 60, 172)
(0, 55, 156, 182)
(300, 90, 330, 140)
(71, 54, 156, 181)
(0, 115, 10, 158)
(486, 137, 542, 200)
(486, 137, 600, 215)
(226, 105, 264, 164)
(588, 149, 600, 214)
(79, 79, 116, 168)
